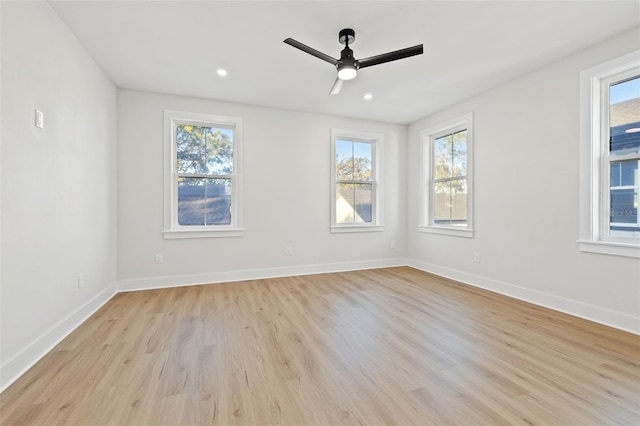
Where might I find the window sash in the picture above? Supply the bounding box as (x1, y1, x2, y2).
(598, 69, 640, 243)
(431, 177, 468, 226)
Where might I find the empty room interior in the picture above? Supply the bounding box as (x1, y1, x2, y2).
(1, 0, 640, 424)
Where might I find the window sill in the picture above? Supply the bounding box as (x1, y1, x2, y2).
(163, 228, 244, 239)
(331, 225, 385, 234)
(578, 240, 640, 258)
(419, 225, 474, 238)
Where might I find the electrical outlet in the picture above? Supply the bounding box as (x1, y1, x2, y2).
(390, 241, 396, 249)
(155, 253, 164, 264)
(285, 246, 293, 256)
(473, 252, 480, 263)
(77, 273, 85, 288)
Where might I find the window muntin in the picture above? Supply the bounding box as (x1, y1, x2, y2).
(330, 129, 383, 232)
(420, 113, 473, 237)
(164, 111, 243, 238)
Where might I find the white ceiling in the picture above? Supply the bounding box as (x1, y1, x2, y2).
(49, 1, 639, 124)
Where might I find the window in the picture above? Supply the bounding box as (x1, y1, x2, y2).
(330, 129, 384, 233)
(579, 51, 640, 258)
(163, 110, 243, 239)
(420, 113, 473, 237)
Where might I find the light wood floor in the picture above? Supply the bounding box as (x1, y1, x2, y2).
(1, 267, 639, 425)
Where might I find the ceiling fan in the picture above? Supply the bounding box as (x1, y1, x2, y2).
(284, 28, 423, 95)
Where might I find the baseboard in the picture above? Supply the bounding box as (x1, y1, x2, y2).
(118, 258, 408, 292)
(0, 282, 118, 393)
(408, 258, 640, 335)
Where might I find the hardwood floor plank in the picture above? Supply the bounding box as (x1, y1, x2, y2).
(1, 267, 638, 425)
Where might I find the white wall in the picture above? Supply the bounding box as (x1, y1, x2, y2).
(0, 1, 118, 390)
(407, 28, 640, 333)
(117, 90, 406, 289)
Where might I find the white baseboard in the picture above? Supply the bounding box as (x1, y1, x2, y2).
(0, 282, 118, 393)
(118, 258, 408, 292)
(408, 258, 640, 335)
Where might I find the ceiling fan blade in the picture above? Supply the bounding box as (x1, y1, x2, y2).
(358, 44, 423, 69)
(329, 77, 344, 95)
(283, 38, 338, 65)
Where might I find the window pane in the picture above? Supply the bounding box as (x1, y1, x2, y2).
(336, 140, 353, 180)
(336, 183, 355, 224)
(434, 135, 453, 179)
(353, 142, 372, 181)
(178, 178, 231, 226)
(611, 161, 621, 187)
(433, 179, 467, 225)
(205, 127, 233, 175)
(354, 183, 372, 223)
(610, 76, 640, 155)
(205, 178, 231, 225)
(452, 130, 467, 177)
(610, 159, 639, 239)
(611, 188, 637, 224)
(176, 124, 206, 174)
(178, 177, 206, 225)
(620, 159, 638, 187)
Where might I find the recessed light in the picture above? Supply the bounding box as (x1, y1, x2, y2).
(216, 68, 228, 77)
(363, 93, 373, 101)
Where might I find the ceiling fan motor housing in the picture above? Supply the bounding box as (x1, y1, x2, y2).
(338, 46, 358, 69)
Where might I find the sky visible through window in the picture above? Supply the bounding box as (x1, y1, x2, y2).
(610, 77, 640, 104)
(336, 139, 371, 166)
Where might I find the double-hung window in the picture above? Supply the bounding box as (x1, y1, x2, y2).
(579, 51, 640, 257)
(330, 129, 384, 233)
(420, 113, 473, 237)
(164, 110, 243, 239)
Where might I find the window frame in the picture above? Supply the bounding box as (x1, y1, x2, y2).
(579, 51, 640, 258)
(419, 113, 474, 238)
(330, 128, 384, 233)
(163, 110, 243, 239)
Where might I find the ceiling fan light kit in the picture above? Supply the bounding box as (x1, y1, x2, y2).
(337, 64, 357, 80)
(284, 28, 423, 95)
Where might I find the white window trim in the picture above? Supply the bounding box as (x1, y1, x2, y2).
(579, 50, 640, 258)
(419, 113, 474, 238)
(330, 128, 384, 233)
(163, 110, 244, 239)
